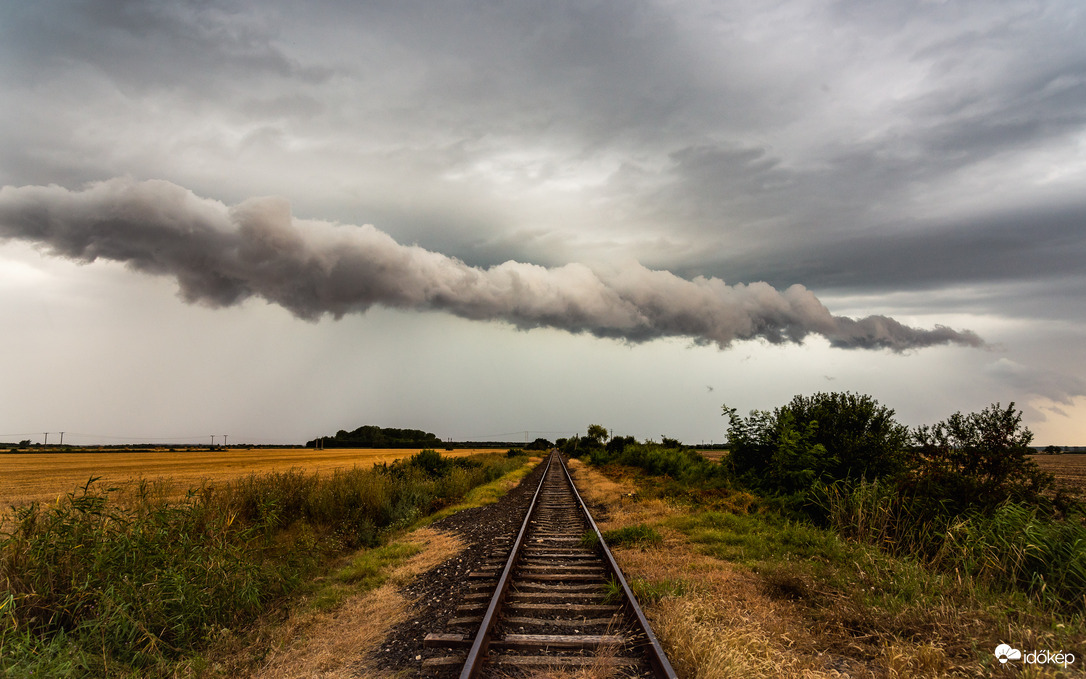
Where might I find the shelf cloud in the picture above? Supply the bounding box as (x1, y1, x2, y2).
(0, 178, 983, 352)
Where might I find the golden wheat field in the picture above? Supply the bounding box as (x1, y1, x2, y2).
(1033, 453, 1086, 498)
(0, 447, 497, 508)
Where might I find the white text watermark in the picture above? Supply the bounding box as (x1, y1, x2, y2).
(995, 644, 1075, 667)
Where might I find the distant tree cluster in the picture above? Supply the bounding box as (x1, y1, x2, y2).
(306, 425, 443, 449)
(558, 426, 686, 458)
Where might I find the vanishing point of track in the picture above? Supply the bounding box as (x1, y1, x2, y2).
(423, 450, 678, 678)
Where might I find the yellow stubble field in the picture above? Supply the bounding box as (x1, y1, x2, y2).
(1033, 453, 1086, 499)
(0, 448, 497, 508)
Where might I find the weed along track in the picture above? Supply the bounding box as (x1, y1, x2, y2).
(422, 451, 677, 678)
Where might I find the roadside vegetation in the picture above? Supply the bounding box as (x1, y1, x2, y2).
(564, 395, 1085, 676)
(0, 450, 528, 678)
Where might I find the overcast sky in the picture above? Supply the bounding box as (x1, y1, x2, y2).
(2, 0, 1085, 446)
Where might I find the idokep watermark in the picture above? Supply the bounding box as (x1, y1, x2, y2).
(995, 644, 1076, 667)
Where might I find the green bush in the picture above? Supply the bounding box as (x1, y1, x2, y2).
(911, 402, 1058, 514)
(723, 392, 908, 497)
(785, 392, 908, 481)
(406, 448, 450, 477)
(588, 442, 726, 485)
(726, 396, 1085, 612)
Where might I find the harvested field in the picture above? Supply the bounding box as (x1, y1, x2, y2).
(695, 448, 728, 462)
(0, 447, 497, 507)
(1033, 453, 1086, 499)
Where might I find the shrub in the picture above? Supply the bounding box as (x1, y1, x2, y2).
(723, 392, 908, 498)
(911, 402, 1057, 514)
(406, 449, 450, 477)
(785, 392, 908, 481)
(809, 402, 1085, 613)
(722, 406, 830, 497)
(816, 479, 1086, 611)
(606, 435, 637, 454)
(935, 502, 1086, 611)
(589, 442, 726, 485)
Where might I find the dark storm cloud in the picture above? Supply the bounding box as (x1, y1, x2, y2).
(1, 0, 333, 90)
(2, 1, 1085, 313)
(683, 201, 1086, 296)
(0, 179, 983, 352)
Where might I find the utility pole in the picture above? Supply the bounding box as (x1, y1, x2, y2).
(223, 434, 228, 447)
(59, 432, 64, 445)
(210, 434, 215, 447)
(43, 432, 48, 445)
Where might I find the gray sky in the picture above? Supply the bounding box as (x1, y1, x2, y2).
(2, 0, 1085, 446)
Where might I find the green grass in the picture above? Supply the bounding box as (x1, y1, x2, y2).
(668, 508, 957, 605)
(602, 523, 663, 548)
(663, 504, 1086, 663)
(666, 510, 846, 569)
(333, 541, 423, 588)
(580, 531, 599, 549)
(414, 454, 534, 526)
(629, 578, 686, 605)
(308, 540, 424, 612)
(600, 572, 686, 606)
(816, 477, 1086, 612)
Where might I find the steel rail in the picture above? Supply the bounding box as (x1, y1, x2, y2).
(455, 450, 678, 678)
(556, 452, 679, 679)
(457, 451, 554, 679)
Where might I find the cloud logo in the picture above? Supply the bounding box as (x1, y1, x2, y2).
(995, 644, 1022, 664)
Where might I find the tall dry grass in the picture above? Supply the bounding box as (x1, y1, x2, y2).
(815, 479, 1086, 612)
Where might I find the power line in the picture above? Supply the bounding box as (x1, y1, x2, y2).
(0, 431, 289, 445)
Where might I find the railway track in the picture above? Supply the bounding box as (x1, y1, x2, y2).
(422, 451, 677, 678)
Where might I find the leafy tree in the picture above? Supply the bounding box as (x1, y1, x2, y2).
(560, 435, 583, 456)
(1043, 445, 1063, 455)
(912, 402, 1055, 512)
(586, 424, 608, 445)
(606, 435, 637, 454)
(660, 436, 682, 449)
(307, 425, 443, 449)
(525, 438, 553, 451)
(723, 405, 830, 496)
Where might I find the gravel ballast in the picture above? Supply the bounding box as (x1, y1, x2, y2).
(371, 458, 547, 675)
